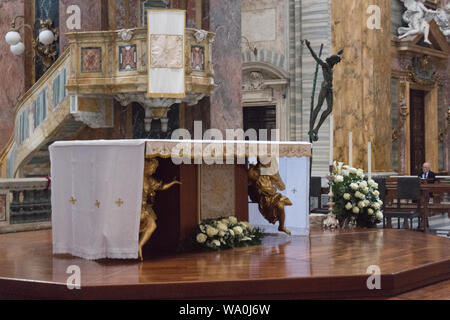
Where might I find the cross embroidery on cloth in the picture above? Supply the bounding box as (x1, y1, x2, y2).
(116, 198, 124, 207)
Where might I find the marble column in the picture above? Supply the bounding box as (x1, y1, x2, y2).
(0, 0, 25, 151)
(182, 0, 243, 134)
(332, 0, 392, 172)
(208, 0, 243, 132)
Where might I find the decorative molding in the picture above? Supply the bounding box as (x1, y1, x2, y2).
(118, 29, 134, 42)
(438, 108, 450, 143)
(392, 98, 409, 142)
(0, 178, 50, 191)
(408, 55, 438, 86)
(194, 29, 208, 43)
(119, 44, 137, 71)
(243, 71, 266, 91)
(81, 47, 102, 73)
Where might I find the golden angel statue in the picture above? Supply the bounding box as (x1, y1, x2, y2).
(248, 159, 293, 235)
(139, 158, 181, 261)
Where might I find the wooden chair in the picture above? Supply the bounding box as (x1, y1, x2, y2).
(383, 177, 422, 230)
(310, 176, 328, 214)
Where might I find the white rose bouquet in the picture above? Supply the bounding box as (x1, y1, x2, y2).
(329, 161, 383, 228)
(193, 216, 264, 251)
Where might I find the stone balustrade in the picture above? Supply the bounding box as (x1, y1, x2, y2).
(0, 178, 51, 234)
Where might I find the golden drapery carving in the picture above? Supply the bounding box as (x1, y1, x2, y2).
(139, 158, 181, 261)
(248, 159, 292, 235)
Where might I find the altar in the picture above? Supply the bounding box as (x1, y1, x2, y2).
(49, 139, 312, 260)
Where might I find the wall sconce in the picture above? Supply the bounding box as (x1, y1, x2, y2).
(5, 16, 58, 70)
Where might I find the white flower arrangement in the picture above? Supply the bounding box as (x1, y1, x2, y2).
(193, 216, 264, 251)
(329, 161, 384, 228)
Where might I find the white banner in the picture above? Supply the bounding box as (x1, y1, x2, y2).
(147, 9, 186, 98)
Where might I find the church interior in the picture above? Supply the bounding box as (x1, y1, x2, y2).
(0, 0, 448, 301)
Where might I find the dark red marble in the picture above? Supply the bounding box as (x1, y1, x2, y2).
(208, 0, 243, 132)
(115, 0, 140, 29)
(59, 0, 104, 52)
(186, 0, 196, 28)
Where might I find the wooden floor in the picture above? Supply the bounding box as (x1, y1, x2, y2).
(0, 228, 449, 299)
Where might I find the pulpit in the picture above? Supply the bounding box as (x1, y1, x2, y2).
(50, 139, 311, 260)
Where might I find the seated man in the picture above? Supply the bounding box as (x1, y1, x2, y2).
(418, 162, 436, 184)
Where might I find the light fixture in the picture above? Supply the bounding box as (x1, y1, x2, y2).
(10, 42, 25, 56)
(5, 16, 58, 70)
(5, 30, 21, 46)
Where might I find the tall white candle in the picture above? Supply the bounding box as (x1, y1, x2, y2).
(349, 132, 353, 167)
(368, 141, 372, 179)
(329, 116, 334, 165)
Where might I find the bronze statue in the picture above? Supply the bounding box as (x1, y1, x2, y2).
(304, 39, 343, 142)
(248, 160, 292, 235)
(139, 158, 181, 261)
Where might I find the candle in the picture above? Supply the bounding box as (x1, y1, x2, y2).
(329, 116, 334, 165)
(368, 141, 372, 179)
(349, 132, 353, 167)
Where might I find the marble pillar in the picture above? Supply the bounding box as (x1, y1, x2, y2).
(182, 0, 243, 134)
(332, 0, 392, 172)
(208, 0, 243, 132)
(0, 0, 25, 151)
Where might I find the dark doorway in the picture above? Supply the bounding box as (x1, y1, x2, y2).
(410, 90, 426, 176)
(243, 106, 276, 141)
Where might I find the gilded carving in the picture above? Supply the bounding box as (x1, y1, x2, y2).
(139, 158, 181, 261)
(248, 159, 292, 235)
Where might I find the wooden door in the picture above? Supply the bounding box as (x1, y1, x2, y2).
(410, 90, 426, 176)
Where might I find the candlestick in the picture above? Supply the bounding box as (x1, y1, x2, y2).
(368, 141, 372, 179)
(329, 116, 334, 166)
(349, 132, 353, 167)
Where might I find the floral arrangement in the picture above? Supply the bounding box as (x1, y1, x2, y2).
(328, 161, 384, 228)
(193, 216, 264, 251)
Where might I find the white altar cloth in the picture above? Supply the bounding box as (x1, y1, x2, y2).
(49, 140, 146, 260)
